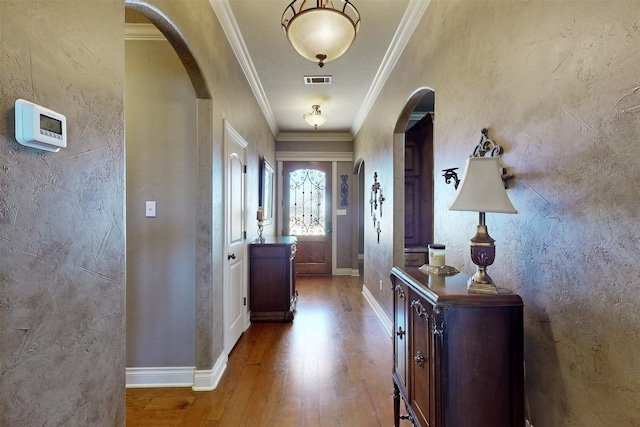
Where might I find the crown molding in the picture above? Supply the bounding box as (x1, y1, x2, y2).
(276, 132, 353, 143)
(209, 0, 279, 136)
(125, 23, 165, 41)
(350, 0, 431, 137)
(276, 151, 353, 162)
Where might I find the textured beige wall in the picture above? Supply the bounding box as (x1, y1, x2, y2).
(356, 1, 640, 425)
(0, 1, 126, 425)
(1, 0, 275, 424)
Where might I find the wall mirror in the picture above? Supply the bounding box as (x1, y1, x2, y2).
(259, 156, 274, 224)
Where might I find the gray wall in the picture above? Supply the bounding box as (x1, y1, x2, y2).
(125, 39, 196, 367)
(357, 1, 640, 426)
(0, 1, 126, 425)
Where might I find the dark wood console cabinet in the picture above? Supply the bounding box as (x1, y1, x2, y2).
(249, 236, 297, 323)
(390, 266, 524, 427)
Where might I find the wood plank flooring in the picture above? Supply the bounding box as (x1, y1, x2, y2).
(126, 275, 402, 426)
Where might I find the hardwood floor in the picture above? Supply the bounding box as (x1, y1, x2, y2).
(126, 275, 401, 426)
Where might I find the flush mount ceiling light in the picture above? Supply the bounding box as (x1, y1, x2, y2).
(303, 105, 327, 129)
(282, 0, 361, 68)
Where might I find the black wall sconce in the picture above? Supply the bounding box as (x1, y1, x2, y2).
(442, 167, 460, 189)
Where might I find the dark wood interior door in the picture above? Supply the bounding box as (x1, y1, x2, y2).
(405, 114, 434, 248)
(283, 161, 332, 275)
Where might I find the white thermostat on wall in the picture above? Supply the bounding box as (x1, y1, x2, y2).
(15, 99, 67, 152)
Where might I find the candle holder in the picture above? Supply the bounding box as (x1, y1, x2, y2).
(257, 220, 264, 243)
(257, 207, 265, 243)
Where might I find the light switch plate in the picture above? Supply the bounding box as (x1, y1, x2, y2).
(146, 201, 156, 217)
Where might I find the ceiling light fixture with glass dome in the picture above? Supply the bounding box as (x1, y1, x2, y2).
(303, 105, 327, 129)
(281, 0, 361, 68)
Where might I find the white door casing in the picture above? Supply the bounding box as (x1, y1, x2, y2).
(224, 121, 247, 356)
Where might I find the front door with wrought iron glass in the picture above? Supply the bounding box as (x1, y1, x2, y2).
(283, 161, 332, 275)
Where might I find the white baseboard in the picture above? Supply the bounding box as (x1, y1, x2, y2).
(361, 284, 393, 338)
(192, 351, 227, 391)
(333, 267, 361, 276)
(126, 366, 195, 388)
(125, 351, 227, 391)
(334, 267, 353, 276)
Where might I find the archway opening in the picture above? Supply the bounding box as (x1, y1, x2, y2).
(124, 4, 216, 391)
(392, 88, 435, 268)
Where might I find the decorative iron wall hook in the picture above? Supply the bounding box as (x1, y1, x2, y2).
(473, 128, 503, 157)
(371, 172, 380, 211)
(371, 172, 384, 243)
(340, 174, 349, 207)
(442, 168, 460, 189)
(370, 191, 375, 216)
(443, 128, 515, 189)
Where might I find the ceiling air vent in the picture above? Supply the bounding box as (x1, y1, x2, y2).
(304, 75, 333, 85)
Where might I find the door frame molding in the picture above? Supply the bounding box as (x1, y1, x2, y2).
(276, 151, 353, 276)
(223, 120, 249, 356)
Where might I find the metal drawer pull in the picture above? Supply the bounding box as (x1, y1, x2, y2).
(414, 351, 425, 368)
(433, 323, 444, 336)
(411, 299, 426, 317)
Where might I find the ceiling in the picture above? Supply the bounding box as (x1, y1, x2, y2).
(211, 0, 430, 138)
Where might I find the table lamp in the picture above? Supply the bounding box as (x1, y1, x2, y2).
(448, 156, 517, 294)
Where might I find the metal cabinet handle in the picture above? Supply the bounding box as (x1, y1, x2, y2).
(414, 351, 425, 368)
(396, 327, 406, 339)
(227, 253, 236, 260)
(411, 299, 426, 317)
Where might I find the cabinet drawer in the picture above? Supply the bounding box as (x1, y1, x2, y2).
(251, 245, 288, 259)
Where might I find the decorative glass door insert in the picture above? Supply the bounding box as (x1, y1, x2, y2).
(288, 168, 326, 236)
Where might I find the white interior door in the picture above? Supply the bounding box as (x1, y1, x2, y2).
(224, 121, 247, 355)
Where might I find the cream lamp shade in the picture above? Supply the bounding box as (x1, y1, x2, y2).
(449, 157, 517, 214)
